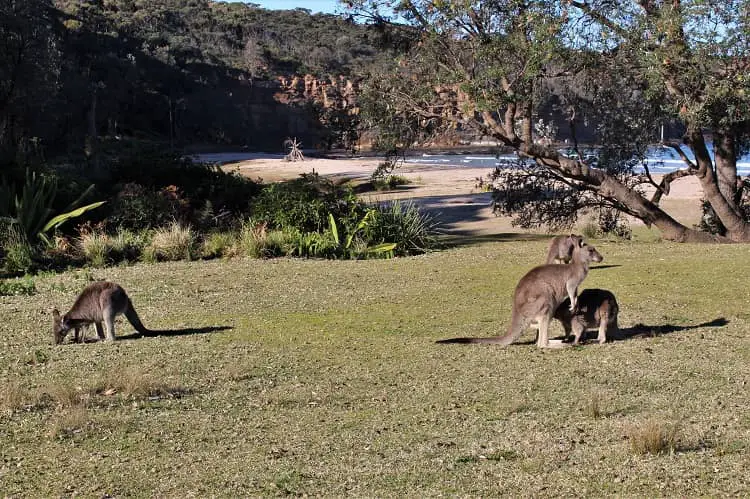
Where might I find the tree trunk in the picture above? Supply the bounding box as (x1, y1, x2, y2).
(714, 130, 739, 212)
(687, 130, 750, 241)
(85, 86, 100, 176)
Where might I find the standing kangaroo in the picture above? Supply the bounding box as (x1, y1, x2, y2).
(554, 288, 619, 345)
(546, 234, 584, 264)
(52, 281, 152, 344)
(437, 242, 603, 348)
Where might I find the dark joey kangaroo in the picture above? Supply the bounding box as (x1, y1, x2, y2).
(554, 288, 619, 345)
(437, 242, 603, 348)
(52, 281, 152, 344)
(546, 234, 584, 264)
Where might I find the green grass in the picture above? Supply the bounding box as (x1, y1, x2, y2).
(1, 239, 748, 496)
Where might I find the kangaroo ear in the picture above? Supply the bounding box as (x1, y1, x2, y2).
(52, 308, 61, 320)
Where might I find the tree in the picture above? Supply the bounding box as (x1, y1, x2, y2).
(347, 0, 750, 242)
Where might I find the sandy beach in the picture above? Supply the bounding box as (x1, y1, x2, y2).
(224, 155, 705, 236)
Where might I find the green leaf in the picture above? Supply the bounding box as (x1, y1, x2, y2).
(366, 242, 397, 254)
(41, 201, 106, 233)
(328, 213, 340, 246)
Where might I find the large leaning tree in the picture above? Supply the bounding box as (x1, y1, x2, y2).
(345, 0, 750, 242)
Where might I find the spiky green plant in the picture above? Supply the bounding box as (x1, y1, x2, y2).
(368, 201, 441, 256)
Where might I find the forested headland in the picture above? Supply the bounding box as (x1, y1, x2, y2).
(2, 0, 386, 160)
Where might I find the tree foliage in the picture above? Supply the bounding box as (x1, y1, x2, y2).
(349, 0, 750, 242)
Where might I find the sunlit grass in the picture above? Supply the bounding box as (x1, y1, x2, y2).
(0, 239, 748, 496)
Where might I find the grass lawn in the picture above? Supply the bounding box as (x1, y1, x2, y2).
(1, 237, 749, 496)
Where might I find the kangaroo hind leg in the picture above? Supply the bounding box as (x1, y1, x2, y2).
(102, 309, 117, 342)
(536, 312, 553, 348)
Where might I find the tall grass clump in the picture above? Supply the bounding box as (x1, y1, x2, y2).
(144, 222, 196, 262)
(93, 368, 187, 400)
(1, 222, 34, 274)
(239, 221, 265, 258)
(109, 228, 149, 262)
(238, 221, 294, 258)
(78, 231, 111, 267)
(0, 380, 27, 416)
(202, 231, 238, 259)
(629, 420, 680, 455)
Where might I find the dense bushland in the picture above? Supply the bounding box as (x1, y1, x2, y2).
(0, 151, 440, 282)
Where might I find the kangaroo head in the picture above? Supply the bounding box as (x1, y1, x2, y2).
(52, 308, 71, 345)
(568, 234, 584, 247)
(574, 243, 603, 264)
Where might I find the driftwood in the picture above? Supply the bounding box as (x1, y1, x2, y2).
(283, 137, 305, 162)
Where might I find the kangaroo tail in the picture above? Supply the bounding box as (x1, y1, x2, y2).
(125, 299, 152, 335)
(436, 310, 526, 345)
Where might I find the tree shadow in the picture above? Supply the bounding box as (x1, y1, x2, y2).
(441, 232, 550, 249)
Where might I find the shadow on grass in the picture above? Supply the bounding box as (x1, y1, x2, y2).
(119, 325, 233, 341)
(614, 317, 728, 341)
(589, 264, 622, 271)
(437, 318, 728, 346)
(441, 232, 550, 249)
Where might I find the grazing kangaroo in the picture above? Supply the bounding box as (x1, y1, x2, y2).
(52, 281, 152, 344)
(546, 234, 584, 264)
(437, 242, 603, 348)
(553, 288, 619, 345)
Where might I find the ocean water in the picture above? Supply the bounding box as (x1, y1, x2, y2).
(404, 145, 750, 175)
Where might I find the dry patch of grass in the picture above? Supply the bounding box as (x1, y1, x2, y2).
(0, 380, 27, 415)
(47, 405, 93, 439)
(91, 367, 188, 400)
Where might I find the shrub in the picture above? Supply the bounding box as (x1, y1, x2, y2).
(372, 175, 410, 191)
(581, 220, 600, 240)
(108, 183, 175, 230)
(105, 143, 259, 225)
(144, 222, 196, 262)
(251, 172, 365, 233)
(1, 222, 35, 274)
(264, 229, 294, 257)
(109, 228, 150, 263)
(3, 240, 35, 274)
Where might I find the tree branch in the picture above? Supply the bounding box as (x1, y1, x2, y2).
(569, 1, 630, 39)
